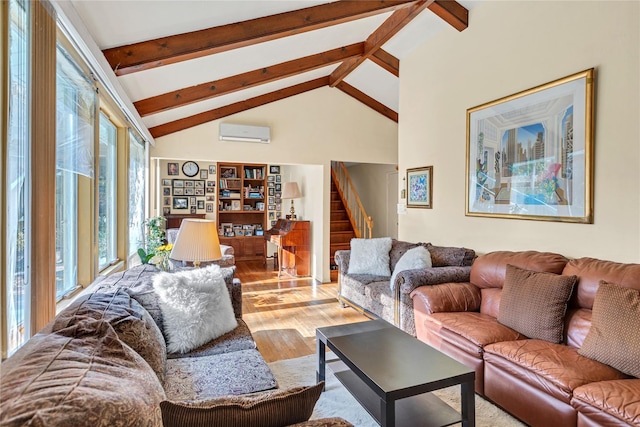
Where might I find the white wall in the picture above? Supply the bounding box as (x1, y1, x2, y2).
(347, 163, 398, 238)
(151, 87, 398, 280)
(399, 1, 640, 262)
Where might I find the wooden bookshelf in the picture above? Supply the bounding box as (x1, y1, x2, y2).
(217, 162, 267, 260)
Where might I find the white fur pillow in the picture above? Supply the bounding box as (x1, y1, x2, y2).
(153, 265, 238, 354)
(348, 237, 393, 276)
(390, 246, 432, 291)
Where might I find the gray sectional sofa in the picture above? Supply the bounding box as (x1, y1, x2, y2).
(335, 240, 476, 336)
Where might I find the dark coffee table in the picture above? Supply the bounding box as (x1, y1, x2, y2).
(316, 320, 475, 427)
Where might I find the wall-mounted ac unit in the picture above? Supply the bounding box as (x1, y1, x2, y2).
(219, 123, 271, 144)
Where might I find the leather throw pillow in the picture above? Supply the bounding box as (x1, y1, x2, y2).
(498, 264, 577, 343)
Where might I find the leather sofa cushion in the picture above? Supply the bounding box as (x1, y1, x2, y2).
(470, 251, 568, 289)
(578, 281, 640, 378)
(498, 265, 577, 343)
(484, 340, 627, 402)
(562, 257, 640, 310)
(480, 288, 501, 318)
(571, 379, 640, 426)
(425, 312, 525, 357)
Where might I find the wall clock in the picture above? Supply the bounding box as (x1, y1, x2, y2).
(182, 161, 199, 177)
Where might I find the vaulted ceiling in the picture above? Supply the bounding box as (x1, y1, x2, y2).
(68, 0, 474, 139)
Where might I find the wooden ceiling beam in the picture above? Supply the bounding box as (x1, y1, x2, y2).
(103, 0, 419, 76)
(427, 0, 468, 32)
(370, 49, 400, 77)
(149, 77, 330, 138)
(135, 43, 364, 117)
(336, 81, 398, 122)
(329, 0, 431, 87)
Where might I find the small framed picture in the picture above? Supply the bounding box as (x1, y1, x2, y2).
(269, 188, 275, 196)
(268, 176, 275, 182)
(195, 180, 204, 188)
(209, 165, 216, 175)
(268, 181, 275, 188)
(269, 212, 275, 220)
(268, 197, 274, 204)
(206, 187, 215, 193)
(200, 170, 208, 179)
(173, 180, 184, 188)
(197, 200, 204, 209)
(163, 197, 170, 206)
(190, 206, 196, 214)
(163, 207, 170, 215)
(220, 166, 236, 178)
(184, 180, 194, 187)
(184, 188, 195, 195)
(268, 205, 275, 211)
(276, 212, 282, 219)
(207, 181, 215, 187)
(173, 197, 188, 209)
(173, 188, 184, 196)
(231, 200, 241, 211)
(190, 197, 196, 205)
(206, 203, 214, 212)
(275, 183, 282, 191)
(168, 162, 179, 176)
(271, 220, 277, 226)
(195, 188, 204, 195)
(275, 175, 281, 182)
(163, 187, 171, 196)
(407, 166, 433, 209)
(162, 179, 171, 186)
(276, 203, 281, 211)
(269, 165, 280, 174)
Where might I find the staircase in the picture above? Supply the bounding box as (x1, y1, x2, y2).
(329, 162, 373, 282)
(330, 180, 355, 281)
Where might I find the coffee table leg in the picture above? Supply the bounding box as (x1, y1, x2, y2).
(461, 381, 475, 427)
(316, 332, 326, 390)
(380, 399, 395, 427)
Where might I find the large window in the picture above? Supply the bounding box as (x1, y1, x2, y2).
(55, 42, 95, 298)
(5, 0, 31, 356)
(129, 131, 146, 257)
(98, 112, 118, 269)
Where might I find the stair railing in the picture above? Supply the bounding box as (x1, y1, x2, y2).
(331, 161, 373, 239)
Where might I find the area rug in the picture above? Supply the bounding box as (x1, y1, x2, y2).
(268, 354, 525, 427)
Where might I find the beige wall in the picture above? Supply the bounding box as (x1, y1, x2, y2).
(151, 87, 398, 280)
(399, 1, 640, 262)
(347, 163, 399, 238)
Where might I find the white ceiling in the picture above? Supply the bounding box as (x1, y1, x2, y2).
(65, 0, 477, 138)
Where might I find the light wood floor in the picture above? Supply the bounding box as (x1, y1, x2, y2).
(236, 260, 369, 363)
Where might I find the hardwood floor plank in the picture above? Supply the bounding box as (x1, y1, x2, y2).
(237, 260, 368, 362)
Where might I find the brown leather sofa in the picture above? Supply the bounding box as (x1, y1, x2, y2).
(411, 251, 640, 427)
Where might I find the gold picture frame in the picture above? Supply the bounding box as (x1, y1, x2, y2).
(466, 68, 595, 223)
(406, 166, 433, 209)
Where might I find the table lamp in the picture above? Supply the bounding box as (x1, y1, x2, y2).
(281, 182, 302, 220)
(170, 219, 222, 268)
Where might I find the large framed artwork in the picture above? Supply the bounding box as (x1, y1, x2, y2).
(407, 166, 433, 208)
(466, 69, 594, 223)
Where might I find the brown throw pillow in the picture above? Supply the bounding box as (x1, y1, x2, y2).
(498, 264, 577, 343)
(578, 281, 640, 378)
(160, 382, 324, 427)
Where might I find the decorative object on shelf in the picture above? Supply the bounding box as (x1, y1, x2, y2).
(281, 182, 302, 220)
(182, 161, 199, 177)
(466, 68, 594, 223)
(220, 166, 237, 178)
(407, 166, 433, 209)
(170, 219, 222, 268)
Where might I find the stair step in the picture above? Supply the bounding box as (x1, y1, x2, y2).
(331, 191, 341, 201)
(330, 243, 350, 254)
(331, 211, 349, 221)
(330, 200, 344, 210)
(330, 220, 352, 232)
(331, 231, 355, 243)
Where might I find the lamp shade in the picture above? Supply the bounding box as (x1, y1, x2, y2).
(281, 182, 301, 199)
(170, 219, 222, 264)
